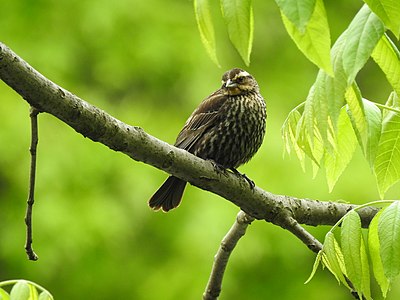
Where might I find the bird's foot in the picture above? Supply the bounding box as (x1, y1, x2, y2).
(230, 168, 255, 190)
(207, 160, 229, 177)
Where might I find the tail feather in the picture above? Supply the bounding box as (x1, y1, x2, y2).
(148, 176, 187, 212)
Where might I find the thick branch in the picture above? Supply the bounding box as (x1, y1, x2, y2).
(0, 42, 378, 229)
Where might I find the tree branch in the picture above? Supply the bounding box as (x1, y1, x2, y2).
(0, 42, 378, 231)
(203, 210, 254, 300)
(24, 106, 40, 261)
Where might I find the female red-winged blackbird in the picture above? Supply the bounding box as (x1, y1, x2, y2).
(149, 68, 266, 212)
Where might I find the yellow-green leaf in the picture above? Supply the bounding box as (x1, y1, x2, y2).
(324, 107, 357, 191)
(378, 201, 400, 281)
(194, 0, 220, 66)
(372, 34, 400, 96)
(0, 288, 10, 300)
(275, 0, 316, 31)
(10, 281, 30, 300)
(360, 235, 371, 300)
(342, 5, 385, 84)
(368, 210, 390, 297)
(281, 0, 332, 74)
(341, 210, 364, 299)
(374, 92, 400, 197)
(221, 0, 253, 66)
(322, 232, 350, 287)
(305, 250, 322, 284)
(364, 0, 400, 37)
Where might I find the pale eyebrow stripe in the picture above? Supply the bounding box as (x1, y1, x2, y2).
(237, 71, 251, 77)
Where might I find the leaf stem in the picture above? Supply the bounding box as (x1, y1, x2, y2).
(328, 200, 395, 233)
(374, 102, 400, 114)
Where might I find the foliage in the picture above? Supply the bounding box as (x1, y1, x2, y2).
(194, 0, 400, 196)
(0, 280, 53, 300)
(280, 3, 400, 197)
(307, 201, 400, 299)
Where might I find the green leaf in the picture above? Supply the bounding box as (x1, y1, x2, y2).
(296, 113, 324, 170)
(342, 5, 385, 84)
(194, 0, 220, 66)
(341, 210, 364, 299)
(374, 93, 400, 197)
(368, 210, 390, 297)
(10, 281, 30, 300)
(221, 0, 253, 66)
(378, 201, 400, 281)
(321, 232, 350, 287)
(364, 0, 400, 37)
(280, 0, 332, 74)
(28, 284, 39, 300)
(38, 291, 52, 300)
(275, 0, 316, 31)
(0, 288, 10, 300)
(372, 34, 400, 96)
(324, 107, 357, 191)
(345, 84, 367, 150)
(360, 235, 371, 300)
(304, 250, 322, 284)
(282, 108, 306, 170)
(364, 99, 382, 168)
(303, 31, 349, 146)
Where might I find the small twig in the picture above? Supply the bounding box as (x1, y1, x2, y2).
(203, 210, 254, 300)
(24, 106, 40, 261)
(278, 216, 323, 253)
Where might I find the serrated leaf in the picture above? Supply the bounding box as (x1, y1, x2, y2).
(281, 0, 332, 74)
(372, 34, 400, 96)
(10, 281, 30, 300)
(345, 84, 367, 149)
(275, 0, 316, 31)
(368, 210, 390, 297)
(282, 109, 306, 170)
(346, 89, 383, 169)
(303, 33, 348, 147)
(325, 107, 357, 191)
(221, 0, 253, 65)
(364, 99, 383, 168)
(378, 201, 400, 281)
(374, 93, 400, 197)
(0, 288, 10, 300)
(305, 250, 322, 284)
(360, 235, 371, 300)
(342, 5, 385, 83)
(304, 5, 383, 148)
(322, 232, 350, 287)
(341, 210, 364, 299)
(194, 0, 220, 66)
(364, 0, 400, 37)
(295, 113, 324, 170)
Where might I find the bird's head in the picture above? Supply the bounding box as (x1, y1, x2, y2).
(221, 68, 259, 96)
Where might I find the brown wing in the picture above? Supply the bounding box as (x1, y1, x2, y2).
(174, 89, 228, 152)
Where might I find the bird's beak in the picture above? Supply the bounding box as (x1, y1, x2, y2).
(225, 79, 238, 88)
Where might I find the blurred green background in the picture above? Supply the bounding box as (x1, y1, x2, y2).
(1, 0, 399, 299)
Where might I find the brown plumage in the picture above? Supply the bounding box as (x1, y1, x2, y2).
(149, 68, 267, 212)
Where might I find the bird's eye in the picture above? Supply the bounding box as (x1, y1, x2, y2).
(236, 76, 245, 83)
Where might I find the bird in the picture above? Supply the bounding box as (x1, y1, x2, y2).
(149, 68, 266, 212)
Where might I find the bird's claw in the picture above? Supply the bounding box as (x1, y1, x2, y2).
(231, 168, 255, 190)
(208, 160, 229, 177)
